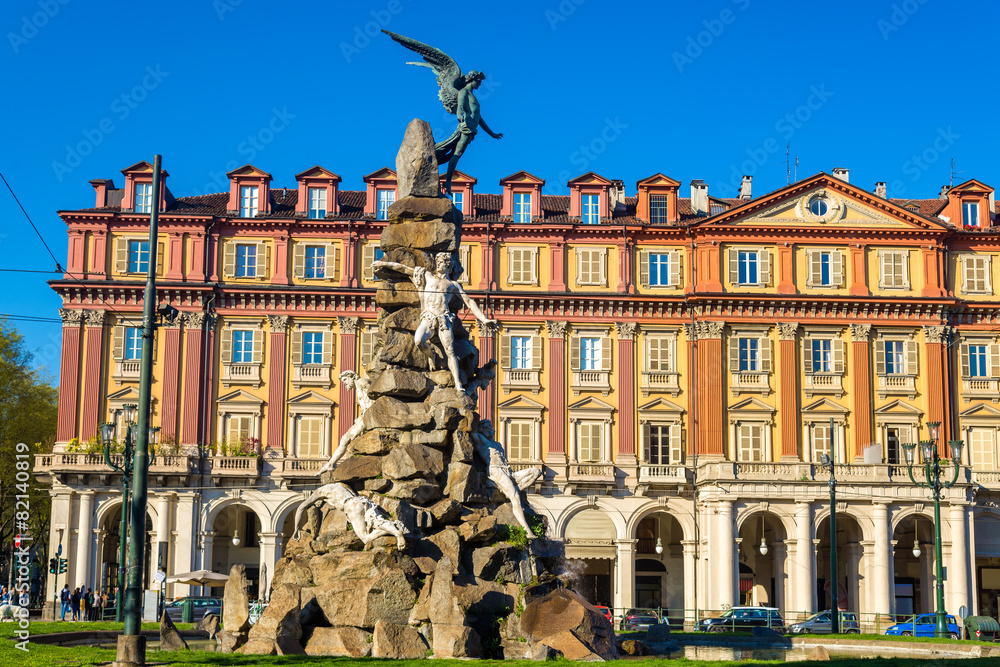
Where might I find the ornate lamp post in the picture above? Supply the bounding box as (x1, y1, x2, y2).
(819, 447, 839, 634)
(100, 403, 137, 623)
(901, 421, 964, 639)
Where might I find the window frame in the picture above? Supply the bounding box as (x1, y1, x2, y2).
(135, 182, 153, 214)
(878, 250, 910, 290)
(235, 243, 258, 278)
(961, 254, 992, 295)
(128, 240, 149, 274)
(507, 246, 539, 285)
(308, 187, 327, 219)
(123, 327, 142, 361)
(304, 245, 326, 279)
(240, 185, 259, 218)
(575, 247, 608, 287)
(511, 335, 532, 370)
(649, 194, 669, 224)
(581, 193, 599, 225)
(232, 329, 255, 364)
(514, 192, 532, 223)
(963, 201, 980, 228)
(580, 336, 602, 371)
(376, 189, 395, 220)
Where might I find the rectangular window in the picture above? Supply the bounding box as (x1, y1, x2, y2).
(370, 248, 385, 282)
(649, 194, 668, 224)
(819, 252, 831, 286)
(240, 185, 259, 217)
(509, 421, 532, 461)
(124, 327, 142, 360)
(577, 248, 605, 285)
(647, 425, 672, 465)
(709, 203, 725, 216)
(135, 183, 152, 214)
(298, 416, 324, 457)
(302, 331, 324, 365)
(647, 337, 672, 372)
(813, 423, 832, 462)
(581, 194, 599, 224)
(970, 428, 995, 469)
(880, 251, 907, 289)
(236, 244, 257, 277)
(305, 246, 326, 279)
(512, 335, 532, 369)
(884, 340, 905, 374)
(451, 191, 463, 211)
(968, 344, 988, 377)
(649, 253, 671, 287)
(227, 415, 253, 445)
(579, 422, 602, 462)
(508, 248, 537, 284)
(514, 193, 532, 223)
(963, 201, 980, 227)
(738, 338, 759, 372)
(580, 337, 601, 371)
(308, 187, 327, 219)
(963, 256, 990, 293)
(128, 240, 149, 274)
(232, 330, 254, 364)
(738, 424, 764, 462)
(376, 189, 395, 220)
(738, 250, 758, 284)
(811, 339, 832, 373)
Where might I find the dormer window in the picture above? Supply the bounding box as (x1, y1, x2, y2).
(376, 189, 395, 220)
(451, 191, 463, 211)
(135, 183, 153, 214)
(240, 185, 259, 217)
(308, 187, 327, 219)
(650, 195, 669, 224)
(514, 193, 532, 223)
(963, 201, 980, 227)
(582, 194, 599, 224)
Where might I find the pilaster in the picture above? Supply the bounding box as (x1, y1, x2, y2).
(180, 313, 206, 446)
(189, 232, 206, 282)
(80, 310, 106, 440)
(337, 317, 360, 442)
(615, 323, 638, 481)
(614, 539, 636, 612)
(777, 322, 800, 460)
(89, 230, 107, 279)
(849, 324, 873, 460)
(546, 241, 567, 291)
(272, 232, 290, 285)
(476, 321, 497, 422)
(266, 316, 289, 449)
(545, 321, 568, 477)
(923, 325, 951, 448)
(164, 232, 184, 281)
(57, 309, 84, 443)
(848, 245, 869, 296)
(776, 245, 796, 294)
(160, 318, 182, 439)
(697, 321, 726, 457)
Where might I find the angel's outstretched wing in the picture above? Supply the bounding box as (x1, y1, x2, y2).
(382, 30, 462, 115)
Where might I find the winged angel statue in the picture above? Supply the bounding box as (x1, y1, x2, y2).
(383, 30, 502, 194)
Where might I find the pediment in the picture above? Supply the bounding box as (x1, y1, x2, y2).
(498, 395, 546, 410)
(568, 396, 615, 412)
(637, 398, 685, 414)
(568, 171, 612, 186)
(295, 165, 341, 181)
(441, 169, 477, 185)
(217, 389, 265, 407)
(802, 398, 850, 414)
(728, 397, 775, 414)
(694, 173, 948, 231)
(637, 173, 681, 188)
(288, 390, 334, 405)
(951, 178, 994, 193)
(226, 164, 272, 179)
(363, 167, 396, 181)
(107, 386, 140, 401)
(500, 170, 545, 186)
(959, 403, 1000, 419)
(874, 399, 922, 415)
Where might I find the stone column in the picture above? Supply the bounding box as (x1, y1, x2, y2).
(850, 324, 873, 460)
(614, 539, 636, 612)
(337, 317, 360, 442)
(682, 540, 698, 628)
(871, 503, 891, 617)
(777, 323, 800, 460)
(846, 543, 863, 613)
(715, 500, 736, 609)
(80, 310, 107, 440)
(773, 542, 788, 612)
(57, 309, 84, 443)
(258, 532, 281, 601)
(197, 531, 216, 595)
(546, 321, 568, 477)
(160, 317, 182, 439)
(477, 321, 497, 422)
(949, 503, 970, 617)
(266, 315, 289, 449)
(202, 316, 217, 446)
(924, 325, 951, 447)
(172, 494, 198, 598)
(181, 312, 206, 446)
(75, 492, 94, 587)
(616, 323, 638, 481)
(796, 502, 815, 613)
(156, 494, 173, 583)
(698, 322, 726, 458)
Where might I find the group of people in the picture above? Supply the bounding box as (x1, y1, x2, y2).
(59, 584, 112, 621)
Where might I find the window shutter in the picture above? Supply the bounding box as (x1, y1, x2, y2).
(985, 257, 994, 293)
(328, 243, 340, 281)
(252, 329, 263, 364)
(669, 251, 681, 287)
(729, 336, 740, 369)
(832, 338, 845, 373)
(806, 251, 818, 288)
(360, 328, 374, 367)
(221, 328, 233, 363)
(878, 252, 889, 289)
(728, 249, 739, 284)
(323, 332, 334, 366)
(293, 243, 306, 279)
(529, 249, 538, 284)
(760, 337, 772, 372)
(831, 250, 844, 287)
(670, 424, 683, 464)
(638, 251, 649, 287)
(990, 344, 1000, 378)
(509, 249, 521, 283)
(803, 337, 813, 374)
(223, 242, 236, 278)
(532, 336, 542, 370)
(905, 340, 918, 375)
(458, 245, 470, 284)
(575, 249, 584, 286)
(569, 336, 581, 371)
(896, 253, 908, 288)
(641, 423, 650, 463)
(601, 336, 612, 371)
(255, 242, 267, 279)
(599, 249, 608, 286)
(362, 244, 375, 281)
(290, 330, 302, 365)
(499, 334, 511, 368)
(115, 238, 129, 274)
(759, 249, 771, 285)
(112, 325, 124, 360)
(156, 241, 164, 275)
(874, 342, 885, 375)
(960, 343, 971, 377)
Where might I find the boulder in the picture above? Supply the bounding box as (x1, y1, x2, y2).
(381, 220, 459, 253)
(451, 430, 475, 462)
(304, 626, 372, 657)
(387, 480, 441, 505)
(195, 612, 219, 638)
(428, 498, 461, 525)
(372, 620, 430, 659)
(376, 281, 421, 308)
(364, 477, 392, 493)
(409, 574, 433, 624)
(270, 556, 314, 588)
(472, 544, 529, 583)
(619, 639, 649, 656)
(369, 366, 433, 399)
(382, 442, 445, 480)
(218, 564, 251, 651)
(380, 306, 423, 332)
(395, 120, 439, 199)
(538, 630, 602, 661)
(645, 623, 671, 644)
(502, 639, 533, 659)
(752, 626, 783, 638)
(350, 428, 400, 455)
(428, 557, 464, 626)
(459, 514, 498, 543)
(806, 646, 831, 661)
(412, 528, 461, 575)
(159, 611, 189, 651)
(387, 194, 459, 223)
(363, 396, 435, 431)
(313, 569, 416, 628)
(445, 463, 491, 503)
(433, 623, 483, 658)
(377, 330, 431, 370)
(520, 589, 618, 661)
(241, 583, 304, 656)
(319, 508, 350, 537)
(330, 455, 383, 483)
(308, 551, 403, 587)
(400, 428, 450, 448)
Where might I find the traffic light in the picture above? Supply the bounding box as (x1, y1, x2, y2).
(49, 558, 57, 574)
(58, 558, 67, 574)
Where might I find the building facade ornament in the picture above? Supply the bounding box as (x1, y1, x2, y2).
(182, 312, 207, 328)
(696, 321, 725, 339)
(615, 322, 638, 340)
(267, 315, 291, 333)
(59, 308, 84, 326)
(478, 320, 499, 336)
(84, 310, 106, 327)
(777, 322, 800, 340)
(923, 325, 950, 344)
(337, 316, 361, 335)
(546, 320, 568, 339)
(849, 323, 871, 341)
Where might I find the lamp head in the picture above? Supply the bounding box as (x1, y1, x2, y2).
(758, 537, 768, 556)
(949, 439, 964, 465)
(148, 426, 160, 447)
(157, 303, 179, 324)
(655, 537, 663, 555)
(128, 422, 138, 443)
(122, 403, 137, 424)
(920, 440, 935, 462)
(927, 421, 941, 441)
(232, 530, 241, 547)
(912, 542, 921, 558)
(99, 422, 116, 447)
(901, 442, 916, 465)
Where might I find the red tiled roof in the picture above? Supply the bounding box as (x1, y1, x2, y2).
(889, 198, 947, 219)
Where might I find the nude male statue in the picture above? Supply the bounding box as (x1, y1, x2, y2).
(318, 370, 372, 474)
(471, 419, 543, 537)
(292, 482, 408, 550)
(372, 252, 496, 392)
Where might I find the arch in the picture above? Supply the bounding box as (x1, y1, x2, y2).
(734, 507, 794, 541)
(626, 500, 695, 541)
(554, 500, 627, 540)
(891, 506, 950, 542)
(271, 493, 311, 535)
(203, 493, 271, 533)
(813, 506, 874, 543)
(635, 558, 666, 572)
(94, 494, 158, 531)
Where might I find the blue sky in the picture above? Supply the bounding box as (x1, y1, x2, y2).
(3, 0, 999, 378)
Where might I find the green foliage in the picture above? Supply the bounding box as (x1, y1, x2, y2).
(214, 436, 260, 457)
(502, 524, 530, 551)
(528, 513, 546, 538)
(494, 575, 506, 585)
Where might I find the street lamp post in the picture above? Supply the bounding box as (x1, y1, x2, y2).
(819, 416, 839, 634)
(901, 421, 964, 639)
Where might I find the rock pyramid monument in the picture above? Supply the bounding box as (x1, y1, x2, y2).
(234, 120, 617, 661)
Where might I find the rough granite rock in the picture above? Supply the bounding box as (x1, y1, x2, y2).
(387, 479, 442, 505)
(363, 396, 435, 431)
(376, 281, 422, 308)
(433, 623, 483, 658)
(381, 220, 459, 253)
(445, 462, 491, 503)
(383, 441, 445, 480)
(372, 620, 430, 659)
(350, 428, 400, 455)
(218, 564, 251, 651)
(520, 589, 618, 661)
(395, 120, 440, 199)
(241, 584, 305, 656)
(380, 306, 423, 332)
(271, 555, 315, 588)
(472, 544, 531, 584)
(195, 612, 220, 638)
(368, 366, 433, 399)
(619, 639, 650, 656)
(159, 611, 189, 651)
(313, 569, 416, 628)
(304, 626, 373, 657)
(412, 528, 461, 575)
(806, 645, 831, 661)
(538, 630, 602, 661)
(428, 498, 462, 524)
(387, 194, 459, 223)
(401, 428, 450, 448)
(645, 623, 671, 644)
(330, 455, 384, 482)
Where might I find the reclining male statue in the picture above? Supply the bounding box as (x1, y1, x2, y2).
(293, 482, 409, 550)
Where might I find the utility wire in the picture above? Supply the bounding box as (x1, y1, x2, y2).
(0, 169, 62, 272)
(0, 313, 62, 323)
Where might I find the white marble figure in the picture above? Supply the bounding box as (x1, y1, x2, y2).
(371, 252, 497, 392)
(318, 371, 372, 474)
(471, 419, 543, 537)
(293, 482, 409, 550)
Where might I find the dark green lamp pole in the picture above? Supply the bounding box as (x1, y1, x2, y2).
(820, 418, 839, 634)
(901, 421, 964, 640)
(99, 404, 137, 623)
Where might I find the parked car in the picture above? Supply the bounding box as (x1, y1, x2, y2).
(885, 613, 960, 640)
(164, 596, 222, 623)
(788, 610, 860, 634)
(697, 606, 785, 633)
(623, 613, 665, 632)
(593, 606, 613, 622)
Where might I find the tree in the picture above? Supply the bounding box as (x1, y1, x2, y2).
(0, 318, 58, 598)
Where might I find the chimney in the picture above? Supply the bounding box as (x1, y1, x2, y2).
(874, 182, 887, 198)
(939, 185, 950, 200)
(609, 179, 626, 212)
(89, 179, 115, 207)
(690, 179, 709, 216)
(832, 168, 849, 183)
(739, 175, 752, 201)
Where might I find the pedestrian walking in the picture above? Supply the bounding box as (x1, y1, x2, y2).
(70, 587, 81, 621)
(59, 584, 71, 621)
